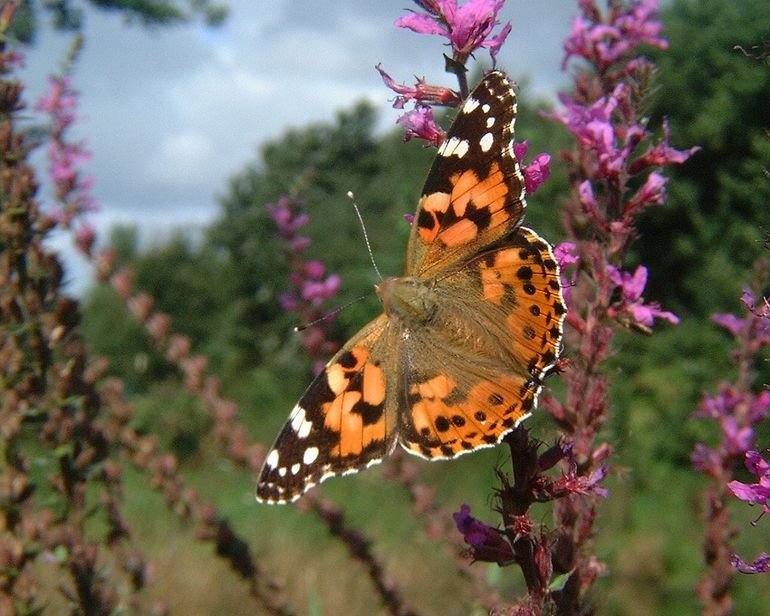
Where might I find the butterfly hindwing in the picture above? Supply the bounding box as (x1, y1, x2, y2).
(396, 226, 565, 459)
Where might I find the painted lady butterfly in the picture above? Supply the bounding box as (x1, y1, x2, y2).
(257, 71, 565, 504)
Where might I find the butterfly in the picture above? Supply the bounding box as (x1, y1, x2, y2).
(257, 71, 565, 504)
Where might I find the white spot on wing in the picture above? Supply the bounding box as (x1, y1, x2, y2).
(290, 406, 306, 431)
(291, 463, 301, 475)
(479, 132, 494, 152)
(265, 449, 279, 469)
(486, 117, 495, 128)
(438, 136, 470, 158)
(455, 139, 469, 158)
(290, 405, 313, 439)
(482, 103, 490, 113)
(462, 97, 480, 114)
(303, 446, 319, 465)
(278, 467, 287, 477)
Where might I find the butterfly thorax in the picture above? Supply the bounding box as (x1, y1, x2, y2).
(377, 276, 437, 327)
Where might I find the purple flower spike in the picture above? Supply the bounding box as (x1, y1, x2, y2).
(562, 0, 668, 72)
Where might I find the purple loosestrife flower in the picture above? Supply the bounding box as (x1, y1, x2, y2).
(267, 195, 341, 373)
(562, 0, 667, 72)
(453, 504, 515, 564)
(396, 106, 445, 146)
(553, 85, 651, 183)
(512, 141, 551, 195)
(35, 71, 99, 247)
(554, 242, 579, 306)
(732, 553, 770, 575)
(395, 0, 511, 65)
(712, 289, 770, 351)
(606, 265, 679, 328)
(376, 65, 461, 109)
(728, 451, 770, 515)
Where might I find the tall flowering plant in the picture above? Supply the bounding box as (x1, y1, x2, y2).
(691, 275, 770, 611)
(533, 0, 696, 610)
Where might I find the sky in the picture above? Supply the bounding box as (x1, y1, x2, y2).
(18, 0, 577, 292)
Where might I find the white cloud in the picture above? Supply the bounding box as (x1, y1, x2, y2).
(147, 129, 215, 186)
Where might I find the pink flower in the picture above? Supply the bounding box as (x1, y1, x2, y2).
(513, 141, 552, 194)
(74, 222, 97, 256)
(712, 313, 747, 337)
(304, 260, 326, 279)
(36, 71, 100, 230)
(629, 121, 699, 173)
(396, 106, 445, 146)
(395, 0, 511, 64)
(522, 153, 551, 194)
(625, 171, 667, 214)
(552, 85, 647, 181)
(554, 242, 579, 305)
(606, 265, 679, 327)
(562, 0, 668, 71)
(728, 451, 770, 515)
(554, 242, 579, 269)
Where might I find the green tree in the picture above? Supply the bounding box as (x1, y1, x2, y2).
(9, 0, 227, 43)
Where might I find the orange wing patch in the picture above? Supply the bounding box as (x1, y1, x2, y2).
(323, 347, 387, 458)
(401, 372, 537, 459)
(417, 162, 512, 249)
(478, 227, 565, 378)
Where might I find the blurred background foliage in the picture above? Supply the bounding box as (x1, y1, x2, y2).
(63, 0, 770, 613)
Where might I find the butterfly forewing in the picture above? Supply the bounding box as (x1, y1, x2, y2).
(405, 72, 526, 277)
(257, 316, 398, 504)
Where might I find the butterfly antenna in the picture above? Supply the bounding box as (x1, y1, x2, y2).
(348, 191, 383, 282)
(294, 294, 370, 332)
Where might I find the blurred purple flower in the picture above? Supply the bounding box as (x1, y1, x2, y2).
(35, 72, 99, 244)
(692, 385, 769, 478)
(692, 443, 723, 477)
(396, 0, 512, 64)
(554, 242, 579, 305)
(712, 313, 748, 337)
(74, 222, 97, 257)
(267, 195, 342, 373)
